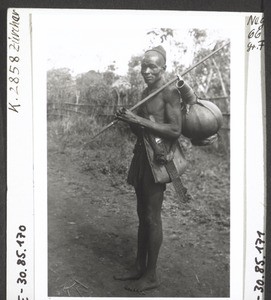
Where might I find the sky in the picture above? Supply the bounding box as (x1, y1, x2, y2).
(46, 27, 153, 75)
(41, 10, 231, 76)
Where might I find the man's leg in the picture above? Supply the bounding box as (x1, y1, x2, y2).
(135, 188, 148, 273)
(144, 189, 164, 279)
(125, 170, 165, 292)
(114, 188, 147, 280)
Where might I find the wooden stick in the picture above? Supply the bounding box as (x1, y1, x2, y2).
(74, 279, 89, 290)
(75, 287, 83, 296)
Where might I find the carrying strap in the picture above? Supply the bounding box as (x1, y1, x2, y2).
(165, 160, 189, 203)
(146, 116, 189, 203)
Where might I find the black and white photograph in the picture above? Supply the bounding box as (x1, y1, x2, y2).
(6, 9, 266, 300)
(46, 20, 231, 298)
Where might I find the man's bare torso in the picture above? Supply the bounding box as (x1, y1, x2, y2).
(139, 85, 180, 129)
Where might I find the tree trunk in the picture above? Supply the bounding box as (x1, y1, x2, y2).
(75, 90, 80, 113)
(211, 58, 228, 97)
(112, 88, 120, 114)
(204, 68, 213, 95)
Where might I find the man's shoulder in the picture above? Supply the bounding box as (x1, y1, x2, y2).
(162, 85, 179, 94)
(141, 84, 180, 104)
(142, 87, 149, 97)
(162, 85, 180, 103)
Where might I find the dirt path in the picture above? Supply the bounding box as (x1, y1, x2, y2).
(48, 145, 230, 297)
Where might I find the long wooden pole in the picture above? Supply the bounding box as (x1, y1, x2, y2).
(90, 41, 230, 141)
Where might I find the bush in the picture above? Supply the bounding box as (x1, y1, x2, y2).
(47, 114, 135, 181)
(48, 115, 102, 150)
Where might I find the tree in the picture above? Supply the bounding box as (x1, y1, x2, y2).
(47, 68, 76, 104)
(103, 62, 118, 86)
(184, 32, 230, 101)
(75, 70, 103, 103)
(75, 70, 115, 118)
(126, 55, 145, 106)
(112, 78, 131, 111)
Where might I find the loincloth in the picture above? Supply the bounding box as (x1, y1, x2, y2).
(127, 139, 166, 194)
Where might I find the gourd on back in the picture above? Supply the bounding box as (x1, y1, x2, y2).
(176, 80, 223, 146)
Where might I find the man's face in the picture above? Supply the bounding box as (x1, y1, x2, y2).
(141, 51, 165, 86)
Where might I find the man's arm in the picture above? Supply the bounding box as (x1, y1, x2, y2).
(129, 106, 144, 137)
(116, 87, 182, 140)
(129, 123, 143, 137)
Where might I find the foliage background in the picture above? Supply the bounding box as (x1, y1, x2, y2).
(47, 28, 230, 153)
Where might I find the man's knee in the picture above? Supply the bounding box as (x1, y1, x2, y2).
(144, 208, 162, 227)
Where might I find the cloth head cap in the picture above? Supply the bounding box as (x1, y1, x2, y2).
(145, 45, 166, 63)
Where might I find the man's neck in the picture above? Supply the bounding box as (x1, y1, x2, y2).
(147, 78, 165, 92)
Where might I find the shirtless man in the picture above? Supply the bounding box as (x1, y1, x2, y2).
(115, 46, 182, 292)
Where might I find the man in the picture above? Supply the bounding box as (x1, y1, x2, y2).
(115, 46, 183, 292)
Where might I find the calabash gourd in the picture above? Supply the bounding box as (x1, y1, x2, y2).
(176, 80, 223, 146)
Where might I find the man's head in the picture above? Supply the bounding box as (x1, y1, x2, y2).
(141, 46, 167, 86)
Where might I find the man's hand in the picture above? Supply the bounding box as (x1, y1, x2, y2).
(115, 107, 139, 125)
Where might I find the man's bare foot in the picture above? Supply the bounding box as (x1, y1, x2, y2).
(124, 275, 159, 292)
(113, 266, 145, 281)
